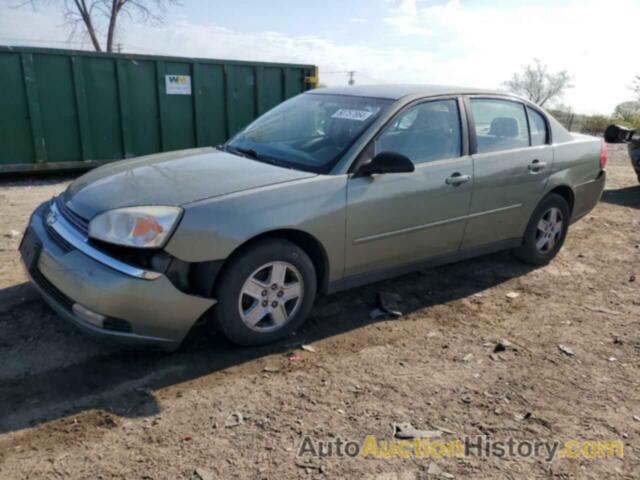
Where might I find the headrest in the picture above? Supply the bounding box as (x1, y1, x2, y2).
(489, 117, 519, 138)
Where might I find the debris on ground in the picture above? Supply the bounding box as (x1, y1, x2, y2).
(514, 412, 532, 422)
(295, 460, 325, 473)
(5, 230, 20, 239)
(224, 412, 244, 428)
(369, 308, 387, 320)
(629, 274, 636, 282)
(493, 344, 506, 353)
(301, 344, 317, 353)
(506, 291, 520, 299)
(379, 291, 403, 317)
(194, 468, 215, 480)
(493, 339, 517, 353)
(427, 462, 455, 478)
(263, 366, 280, 373)
(558, 344, 575, 356)
(286, 353, 302, 361)
(431, 425, 455, 435)
(633, 416, 640, 422)
(585, 306, 622, 316)
(462, 353, 474, 362)
(393, 422, 443, 439)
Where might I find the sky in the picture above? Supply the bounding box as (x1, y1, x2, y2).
(0, 0, 638, 115)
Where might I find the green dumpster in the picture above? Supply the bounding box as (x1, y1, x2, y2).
(0, 46, 318, 174)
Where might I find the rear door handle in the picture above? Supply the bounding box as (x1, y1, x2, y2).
(528, 159, 547, 172)
(445, 173, 471, 186)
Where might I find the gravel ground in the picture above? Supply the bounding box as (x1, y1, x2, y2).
(0, 144, 638, 479)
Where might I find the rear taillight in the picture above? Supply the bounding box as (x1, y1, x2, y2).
(600, 141, 607, 169)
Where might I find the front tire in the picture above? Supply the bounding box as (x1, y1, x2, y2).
(514, 193, 570, 266)
(212, 239, 317, 346)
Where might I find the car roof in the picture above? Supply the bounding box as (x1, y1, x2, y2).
(306, 84, 509, 101)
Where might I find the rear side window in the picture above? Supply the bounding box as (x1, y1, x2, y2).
(527, 107, 548, 146)
(376, 99, 461, 164)
(470, 99, 529, 154)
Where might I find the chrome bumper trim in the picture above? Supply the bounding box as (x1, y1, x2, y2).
(49, 202, 162, 280)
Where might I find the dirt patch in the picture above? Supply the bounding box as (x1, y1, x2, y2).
(0, 146, 638, 479)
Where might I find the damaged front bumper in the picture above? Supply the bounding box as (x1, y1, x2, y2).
(20, 201, 216, 350)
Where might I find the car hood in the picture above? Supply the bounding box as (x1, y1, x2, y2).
(63, 147, 316, 219)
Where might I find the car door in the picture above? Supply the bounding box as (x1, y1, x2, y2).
(461, 97, 553, 250)
(344, 97, 473, 278)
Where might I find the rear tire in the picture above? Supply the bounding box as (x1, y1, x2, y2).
(212, 238, 317, 346)
(514, 193, 570, 266)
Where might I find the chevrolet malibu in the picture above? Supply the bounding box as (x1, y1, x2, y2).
(20, 85, 607, 350)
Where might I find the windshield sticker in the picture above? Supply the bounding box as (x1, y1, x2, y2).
(331, 109, 374, 121)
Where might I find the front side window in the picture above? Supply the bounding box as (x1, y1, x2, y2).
(527, 107, 548, 146)
(376, 99, 462, 164)
(470, 99, 529, 153)
(227, 94, 392, 173)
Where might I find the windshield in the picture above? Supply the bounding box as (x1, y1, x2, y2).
(226, 93, 393, 173)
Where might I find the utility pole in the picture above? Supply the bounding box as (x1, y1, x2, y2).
(324, 70, 357, 86)
(116, 42, 123, 53)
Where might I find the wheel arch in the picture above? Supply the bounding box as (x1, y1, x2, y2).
(212, 229, 330, 296)
(547, 184, 575, 216)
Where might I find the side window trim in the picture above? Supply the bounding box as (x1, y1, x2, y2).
(526, 106, 550, 146)
(524, 104, 533, 147)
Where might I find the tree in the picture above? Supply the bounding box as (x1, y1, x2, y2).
(581, 115, 610, 136)
(613, 101, 640, 123)
(28, 0, 177, 52)
(503, 59, 573, 107)
(633, 76, 640, 100)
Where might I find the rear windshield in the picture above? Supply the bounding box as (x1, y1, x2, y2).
(226, 93, 393, 173)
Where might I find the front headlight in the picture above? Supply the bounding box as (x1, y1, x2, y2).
(88, 206, 182, 248)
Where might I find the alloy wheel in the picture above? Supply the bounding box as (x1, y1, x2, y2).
(238, 261, 304, 332)
(535, 207, 563, 253)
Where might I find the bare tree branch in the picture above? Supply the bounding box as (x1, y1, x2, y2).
(72, 0, 102, 51)
(502, 59, 573, 107)
(633, 75, 640, 101)
(23, 0, 178, 52)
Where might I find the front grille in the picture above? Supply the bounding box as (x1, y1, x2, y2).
(30, 268, 74, 311)
(45, 220, 74, 253)
(56, 196, 89, 236)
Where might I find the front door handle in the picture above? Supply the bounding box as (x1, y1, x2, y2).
(528, 159, 547, 172)
(445, 173, 471, 186)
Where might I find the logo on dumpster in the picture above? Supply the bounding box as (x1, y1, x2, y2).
(165, 75, 192, 95)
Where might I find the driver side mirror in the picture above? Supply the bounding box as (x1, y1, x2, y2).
(354, 151, 415, 177)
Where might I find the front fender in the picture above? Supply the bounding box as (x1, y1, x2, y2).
(164, 175, 348, 284)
